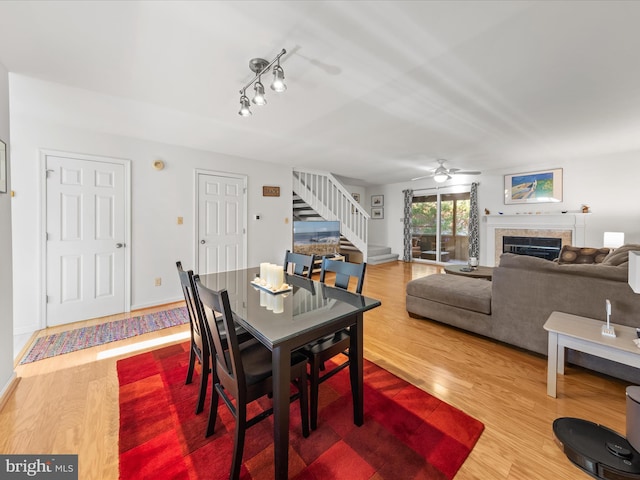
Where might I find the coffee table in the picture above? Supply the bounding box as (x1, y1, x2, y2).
(443, 264, 494, 280)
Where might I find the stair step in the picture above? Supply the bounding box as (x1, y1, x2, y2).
(367, 253, 400, 265)
(368, 245, 391, 256)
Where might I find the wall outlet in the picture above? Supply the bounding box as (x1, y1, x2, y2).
(155, 277, 162, 286)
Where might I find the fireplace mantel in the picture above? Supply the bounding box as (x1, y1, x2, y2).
(483, 213, 588, 266)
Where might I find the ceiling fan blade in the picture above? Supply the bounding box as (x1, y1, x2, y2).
(451, 170, 482, 175)
(411, 174, 434, 181)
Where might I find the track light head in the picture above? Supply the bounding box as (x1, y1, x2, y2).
(271, 65, 286, 92)
(238, 94, 252, 116)
(252, 80, 267, 105)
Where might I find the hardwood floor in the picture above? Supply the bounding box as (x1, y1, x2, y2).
(0, 261, 629, 479)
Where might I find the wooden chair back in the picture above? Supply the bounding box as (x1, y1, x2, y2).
(176, 261, 203, 351)
(284, 250, 316, 278)
(193, 276, 244, 397)
(319, 258, 366, 294)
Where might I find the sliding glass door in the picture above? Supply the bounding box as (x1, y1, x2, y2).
(411, 187, 470, 264)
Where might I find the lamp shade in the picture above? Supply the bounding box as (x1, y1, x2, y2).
(629, 251, 640, 293)
(433, 173, 449, 183)
(604, 231, 625, 249)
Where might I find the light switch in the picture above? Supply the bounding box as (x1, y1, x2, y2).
(177, 217, 183, 225)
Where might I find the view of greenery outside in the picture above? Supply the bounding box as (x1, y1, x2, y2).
(411, 193, 470, 236)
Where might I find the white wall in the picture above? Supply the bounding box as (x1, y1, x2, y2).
(370, 154, 640, 266)
(10, 76, 293, 336)
(0, 61, 15, 396)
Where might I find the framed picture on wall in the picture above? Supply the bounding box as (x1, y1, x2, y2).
(504, 168, 562, 204)
(371, 207, 384, 219)
(371, 195, 384, 207)
(0, 139, 6, 194)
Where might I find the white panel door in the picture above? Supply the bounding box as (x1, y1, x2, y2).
(46, 155, 126, 326)
(197, 173, 245, 277)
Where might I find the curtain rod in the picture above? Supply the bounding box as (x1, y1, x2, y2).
(411, 182, 477, 193)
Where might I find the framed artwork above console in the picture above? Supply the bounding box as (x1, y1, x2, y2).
(504, 168, 562, 204)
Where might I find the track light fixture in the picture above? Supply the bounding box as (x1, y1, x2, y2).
(238, 48, 286, 116)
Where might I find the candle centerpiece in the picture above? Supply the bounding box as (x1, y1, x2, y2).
(252, 263, 291, 295)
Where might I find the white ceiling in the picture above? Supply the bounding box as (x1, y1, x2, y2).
(1, 0, 640, 186)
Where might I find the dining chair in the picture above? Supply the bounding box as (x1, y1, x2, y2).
(194, 276, 310, 480)
(176, 261, 210, 415)
(177, 261, 252, 415)
(284, 249, 316, 278)
(302, 258, 366, 430)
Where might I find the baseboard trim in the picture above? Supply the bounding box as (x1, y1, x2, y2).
(14, 331, 40, 367)
(0, 373, 20, 413)
(130, 297, 184, 311)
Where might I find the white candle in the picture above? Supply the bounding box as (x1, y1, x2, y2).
(266, 291, 274, 310)
(273, 295, 284, 314)
(260, 262, 269, 286)
(275, 265, 284, 290)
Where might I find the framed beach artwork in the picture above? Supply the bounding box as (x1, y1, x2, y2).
(504, 168, 562, 204)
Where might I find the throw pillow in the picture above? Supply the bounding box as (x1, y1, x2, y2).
(602, 244, 640, 266)
(557, 245, 610, 265)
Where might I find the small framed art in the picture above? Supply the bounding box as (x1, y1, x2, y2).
(371, 195, 384, 207)
(371, 207, 384, 219)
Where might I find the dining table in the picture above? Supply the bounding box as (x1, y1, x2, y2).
(199, 266, 381, 480)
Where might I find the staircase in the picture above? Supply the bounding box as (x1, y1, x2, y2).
(292, 168, 399, 265)
(339, 239, 400, 265)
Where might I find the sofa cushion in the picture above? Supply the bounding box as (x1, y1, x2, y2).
(406, 273, 491, 314)
(557, 245, 610, 264)
(602, 244, 640, 267)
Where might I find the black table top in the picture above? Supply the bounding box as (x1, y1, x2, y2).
(199, 267, 381, 349)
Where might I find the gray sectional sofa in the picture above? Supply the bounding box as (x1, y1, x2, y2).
(406, 248, 640, 382)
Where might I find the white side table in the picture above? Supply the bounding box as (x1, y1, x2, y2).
(543, 311, 640, 398)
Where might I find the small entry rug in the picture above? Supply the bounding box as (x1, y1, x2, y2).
(118, 342, 484, 480)
(20, 307, 189, 364)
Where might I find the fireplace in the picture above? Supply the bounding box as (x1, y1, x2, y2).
(485, 214, 586, 266)
(503, 236, 562, 261)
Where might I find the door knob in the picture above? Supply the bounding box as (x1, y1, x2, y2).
(116, 243, 124, 248)
(200, 240, 206, 244)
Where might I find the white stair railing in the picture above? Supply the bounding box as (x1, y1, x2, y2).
(292, 168, 369, 262)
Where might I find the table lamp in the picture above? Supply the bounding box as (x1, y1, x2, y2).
(604, 231, 625, 250)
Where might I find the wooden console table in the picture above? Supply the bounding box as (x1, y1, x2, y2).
(312, 254, 345, 273)
(543, 311, 640, 398)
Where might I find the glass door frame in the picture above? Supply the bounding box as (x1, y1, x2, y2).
(411, 185, 471, 264)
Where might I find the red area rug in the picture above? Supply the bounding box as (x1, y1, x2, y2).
(118, 342, 484, 479)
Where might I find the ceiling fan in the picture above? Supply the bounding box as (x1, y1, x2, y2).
(411, 159, 482, 183)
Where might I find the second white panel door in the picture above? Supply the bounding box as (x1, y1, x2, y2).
(197, 172, 246, 276)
